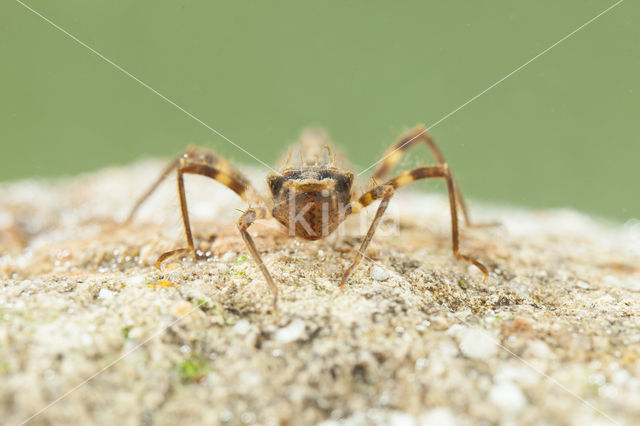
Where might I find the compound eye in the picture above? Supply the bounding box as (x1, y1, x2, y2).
(267, 174, 283, 195)
(336, 172, 354, 192)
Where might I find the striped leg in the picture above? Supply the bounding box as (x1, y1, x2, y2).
(175, 153, 261, 254)
(126, 147, 264, 264)
(341, 164, 488, 290)
(126, 146, 262, 223)
(372, 124, 480, 226)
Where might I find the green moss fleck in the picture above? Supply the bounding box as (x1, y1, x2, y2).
(178, 355, 210, 383)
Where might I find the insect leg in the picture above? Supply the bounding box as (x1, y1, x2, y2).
(341, 164, 488, 289)
(340, 184, 394, 291)
(128, 147, 264, 267)
(124, 156, 180, 224)
(372, 124, 488, 227)
(390, 165, 488, 279)
(126, 146, 262, 223)
(168, 155, 263, 263)
(238, 207, 279, 310)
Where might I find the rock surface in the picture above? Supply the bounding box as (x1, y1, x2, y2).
(0, 161, 639, 425)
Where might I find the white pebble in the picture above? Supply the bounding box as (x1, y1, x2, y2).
(370, 265, 391, 281)
(489, 381, 526, 413)
(438, 341, 459, 357)
(494, 365, 538, 385)
(388, 411, 416, 426)
(611, 369, 631, 386)
(98, 288, 115, 299)
(239, 370, 262, 387)
(81, 333, 93, 347)
(128, 327, 144, 340)
(599, 294, 615, 304)
(526, 340, 554, 359)
(232, 319, 251, 335)
(275, 319, 306, 344)
(220, 252, 236, 262)
(508, 281, 530, 298)
(458, 327, 498, 360)
(419, 407, 457, 426)
(576, 279, 590, 290)
(445, 324, 465, 336)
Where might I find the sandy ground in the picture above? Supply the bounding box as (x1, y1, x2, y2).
(0, 161, 639, 426)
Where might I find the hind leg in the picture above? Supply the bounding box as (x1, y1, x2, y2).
(369, 124, 495, 227)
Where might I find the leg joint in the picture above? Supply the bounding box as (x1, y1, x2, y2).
(238, 209, 257, 231)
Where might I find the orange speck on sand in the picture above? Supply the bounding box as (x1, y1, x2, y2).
(147, 280, 176, 289)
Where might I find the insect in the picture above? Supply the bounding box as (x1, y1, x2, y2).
(126, 124, 489, 309)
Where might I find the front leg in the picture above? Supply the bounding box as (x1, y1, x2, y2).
(340, 185, 394, 291)
(238, 207, 279, 310)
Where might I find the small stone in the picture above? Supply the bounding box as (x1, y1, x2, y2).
(494, 365, 539, 385)
(508, 281, 530, 298)
(418, 407, 457, 426)
(445, 324, 465, 336)
(128, 327, 144, 341)
(598, 384, 618, 399)
(239, 370, 262, 387)
(489, 381, 526, 413)
(458, 327, 498, 360)
(81, 333, 93, 347)
(221, 252, 236, 262)
(589, 373, 606, 386)
(387, 411, 416, 426)
(599, 294, 615, 304)
(611, 369, 631, 386)
(232, 319, 251, 335)
(526, 340, 554, 359)
(438, 341, 459, 357)
(97, 288, 115, 299)
(370, 265, 391, 281)
(275, 319, 306, 344)
(576, 279, 591, 290)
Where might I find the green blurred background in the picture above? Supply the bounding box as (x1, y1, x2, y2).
(1, 0, 638, 221)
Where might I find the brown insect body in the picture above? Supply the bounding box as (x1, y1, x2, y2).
(126, 124, 492, 310)
(268, 169, 353, 240)
(267, 129, 354, 240)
